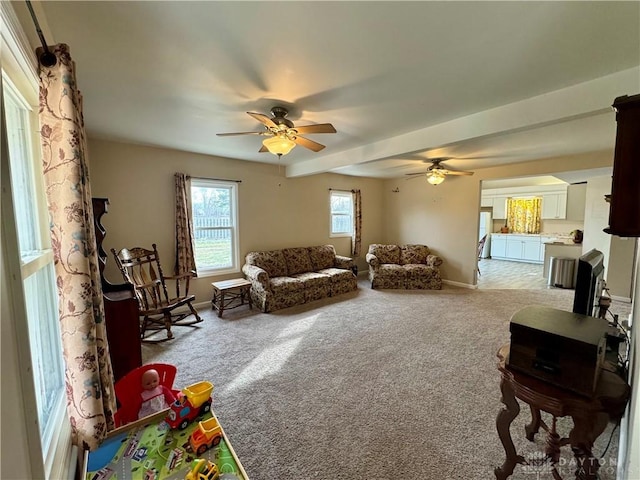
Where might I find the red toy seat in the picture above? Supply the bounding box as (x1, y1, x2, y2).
(114, 363, 179, 427)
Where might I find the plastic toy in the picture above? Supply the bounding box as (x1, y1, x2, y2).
(166, 381, 214, 429)
(189, 417, 223, 455)
(138, 368, 177, 419)
(185, 459, 219, 480)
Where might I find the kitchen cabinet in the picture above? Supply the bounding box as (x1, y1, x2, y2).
(490, 234, 507, 258)
(506, 235, 542, 263)
(539, 236, 556, 262)
(506, 236, 524, 258)
(492, 196, 507, 219)
(522, 237, 541, 262)
(491, 234, 544, 264)
(483, 185, 568, 221)
(481, 197, 493, 208)
(541, 193, 567, 219)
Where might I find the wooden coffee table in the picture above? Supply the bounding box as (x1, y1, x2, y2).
(211, 278, 252, 318)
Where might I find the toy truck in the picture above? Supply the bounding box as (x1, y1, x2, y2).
(189, 417, 223, 455)
(185, 459, 219, 480)
(166, 381, 214, 430)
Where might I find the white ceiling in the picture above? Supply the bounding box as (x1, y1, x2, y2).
(26, 1, 640, 179)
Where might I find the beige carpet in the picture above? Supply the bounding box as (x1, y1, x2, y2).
(141, 281, 629, 480)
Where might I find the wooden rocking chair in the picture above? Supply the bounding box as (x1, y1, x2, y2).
(111, 243, 203, 342)
(477, 234, 488, 276)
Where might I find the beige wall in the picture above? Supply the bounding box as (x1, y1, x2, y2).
(583, 176, 613, 264)
(383, 172, 481, 285)
(383, 150, 618, 286)
(89, 140, 636, 296)
(582, 175, 637, 300)
(608, 236, 637, 301)
(88, 139, 385, 302)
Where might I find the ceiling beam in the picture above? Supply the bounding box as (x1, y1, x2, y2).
(286, 67, 640, 178)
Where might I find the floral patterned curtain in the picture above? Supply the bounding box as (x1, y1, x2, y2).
(174, 173, 197, 275)
(352, 189, 362, 256)
(506, 197, 542, 234)
(36, 43, 116, 450)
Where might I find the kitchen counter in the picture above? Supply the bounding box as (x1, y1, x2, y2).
(544, 241, 581, 246)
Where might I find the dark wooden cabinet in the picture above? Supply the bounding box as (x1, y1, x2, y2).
(92, 198, 142, 382)
(605, 94, 640, 237)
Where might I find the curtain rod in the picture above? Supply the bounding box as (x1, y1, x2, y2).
(25, 1, 57, 67)
(187, 175, 242, 183)
(329, 188, 356, 193)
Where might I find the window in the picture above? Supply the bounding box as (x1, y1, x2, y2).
(3, 73, 69, 476)
(330, 190, 354, 237)
(190, 178, 239, 275)
(506, 197, 542, 234)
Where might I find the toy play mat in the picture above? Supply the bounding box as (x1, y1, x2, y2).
(85, 412, 247, 480)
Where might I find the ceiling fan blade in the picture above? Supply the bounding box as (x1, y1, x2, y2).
(216, 131, 267, 136)
(404, 172, 429, 180)
(292, 123, 336, 135)
(292, 135, 325, 152)
(258, 145, 268, 153)
(247, 111, 278, 129)
(443, 170, 474, 176)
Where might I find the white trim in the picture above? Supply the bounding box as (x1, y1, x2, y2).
(0, 2, 38, 95)
(190, 178, 240, 275)
(193, 300, 213, 311)
(329, 190, 354, 237)
(442, 279, 476, 289)
(611, 294, 632, 304)
(45, 396, 76, 480)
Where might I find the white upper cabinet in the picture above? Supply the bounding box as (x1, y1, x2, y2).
(541, 193, 567, 219)
(492, 196, 507, 219)
(482, 184, 568, 221)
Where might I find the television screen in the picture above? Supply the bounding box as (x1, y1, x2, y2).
(572, 249, 605, 317)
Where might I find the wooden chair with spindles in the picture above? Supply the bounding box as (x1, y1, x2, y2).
(477, 234, 488, 276)
(111, 243, 203, 342)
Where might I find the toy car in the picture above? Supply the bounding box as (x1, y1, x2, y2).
(189, 416, 223, 455)
(166, 381, 214, 430)
(185, 459, 219, 480)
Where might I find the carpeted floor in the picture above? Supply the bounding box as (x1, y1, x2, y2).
(142, 281, 629, 480)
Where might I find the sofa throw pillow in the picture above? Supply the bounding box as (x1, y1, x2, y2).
(400, 244, 430, 265)
(246, 250, 288, 277)
(282, 247, 313, 275)
(369, 244, 400, 264)
(308, 245, 336, 271)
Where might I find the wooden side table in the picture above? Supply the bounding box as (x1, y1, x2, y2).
(494, 344, 629, 480)
(211, 278, 252, 318)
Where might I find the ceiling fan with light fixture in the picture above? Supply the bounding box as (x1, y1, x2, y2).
(405, 158, 474, 185)
(216, 106, 336, 157)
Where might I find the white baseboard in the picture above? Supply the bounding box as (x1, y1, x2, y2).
(611, 295, 632, 304)
(443, 279, 476, 289)
(193, 300, 212, 310)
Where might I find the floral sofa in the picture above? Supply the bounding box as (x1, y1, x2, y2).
(242, 245, 357, 312)
(366, 244, 443, 289)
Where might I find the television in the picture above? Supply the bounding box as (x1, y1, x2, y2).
(572, 249, 606, 317)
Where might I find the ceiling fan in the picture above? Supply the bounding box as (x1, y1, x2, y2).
(216, 106, 336, 157)
(405, 158, 474, 185)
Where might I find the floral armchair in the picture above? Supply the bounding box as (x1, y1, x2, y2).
(366, 244, 443, 289)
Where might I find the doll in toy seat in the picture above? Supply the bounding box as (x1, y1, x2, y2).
(138, 368, 177, 419)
